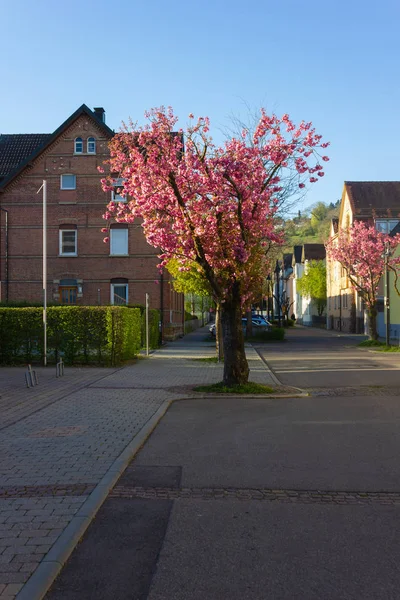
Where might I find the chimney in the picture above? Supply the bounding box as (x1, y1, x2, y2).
(93, 107, 105, 123)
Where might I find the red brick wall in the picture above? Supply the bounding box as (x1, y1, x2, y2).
(0, 113, 184, 332)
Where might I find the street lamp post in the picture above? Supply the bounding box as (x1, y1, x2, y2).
(266, 274, 271, 321)
(274, 260, 281, 327)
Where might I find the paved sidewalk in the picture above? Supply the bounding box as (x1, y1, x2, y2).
(0, 327, 278, 599)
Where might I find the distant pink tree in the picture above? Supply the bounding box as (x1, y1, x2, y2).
(102, 107, 329, 385)
(326, 220, 400, 339)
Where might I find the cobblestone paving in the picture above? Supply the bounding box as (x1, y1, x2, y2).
(0, 367, 120, 430)
(110, 486, 400, 505)
(0, 329, 245, 598)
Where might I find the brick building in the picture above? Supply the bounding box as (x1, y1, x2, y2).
(0, 104, 184, 337)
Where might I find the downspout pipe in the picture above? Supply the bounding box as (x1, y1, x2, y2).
(159, 271, 164, 345)
(0, 207, 8, 303)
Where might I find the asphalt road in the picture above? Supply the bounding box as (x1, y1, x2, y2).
(45, 327, 400, 600)
(255, 326, 400, 389)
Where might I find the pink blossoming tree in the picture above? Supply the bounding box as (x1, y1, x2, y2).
(326, 220, 400, 339)
(102, 107, 329, 385)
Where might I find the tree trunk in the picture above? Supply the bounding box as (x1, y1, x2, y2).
(367, 306, 378, 340)
(221, 284, 249, 385)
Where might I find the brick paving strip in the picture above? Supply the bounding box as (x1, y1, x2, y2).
(0, 485, 96, 499)
(110, 486, 400, 505)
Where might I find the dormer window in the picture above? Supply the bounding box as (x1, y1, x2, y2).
(74, 137, 83, 154)
(87, 137, 96, 154)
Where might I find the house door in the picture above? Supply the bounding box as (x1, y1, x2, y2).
(60, 286, 77, 304)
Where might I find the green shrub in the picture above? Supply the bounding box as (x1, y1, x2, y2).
(250, 327, 285, 341)
(141, 309, 160, 349)
(0, 306, 146, 366)
(185, 310, 198, 321)
(0, 308, 43, 364)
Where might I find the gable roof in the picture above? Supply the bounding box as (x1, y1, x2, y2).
(302, 243, 325, 262)
(0, 104, 114, 190)
(0, 134, 52, 179)
(344, 181, 400, 219)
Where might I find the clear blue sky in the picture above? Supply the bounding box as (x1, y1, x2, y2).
(2, 0, 400, 213)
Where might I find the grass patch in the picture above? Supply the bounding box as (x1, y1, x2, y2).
(374, 346, 400, 352)
(193, 381, 275, 394)
(192, 356, 222, 363)
(358, 340, 400, 351)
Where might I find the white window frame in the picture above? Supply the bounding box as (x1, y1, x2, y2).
(111, 283, 128, 305)
(74, 137, 83, 153)
(60, 174, 76, 190)
(87, 137, 96, 154)
(111, 177, 127, 203)
(110, 228, 128, 256)
(375, 219, 399, 234)
(59, 229, 77, 256)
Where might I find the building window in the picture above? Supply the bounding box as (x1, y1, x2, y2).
(110, 227, 128, 255)
(87, 137, 96, 154)
(74, 137, 83, 153)
(60, 174, 76, 190)
(60, 287, 77, 304)
(59, 229, 77, 256)
(111, 178, 126, 202)
(111, 282, 128, 305)
(375, 219, 399, 234)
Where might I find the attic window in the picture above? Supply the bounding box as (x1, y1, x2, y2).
(74, 138, 83, 154)
(87, 137, 96, 154)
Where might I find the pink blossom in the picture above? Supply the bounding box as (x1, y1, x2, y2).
(101, 106, 330, 305)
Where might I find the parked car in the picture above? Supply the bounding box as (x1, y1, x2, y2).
(242, 318, 272, 333)
(250, 314, 273, 328)
(210, 318, 271, 338)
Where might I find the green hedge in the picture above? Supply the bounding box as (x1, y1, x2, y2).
(0, 306, 156, 366)
(249, 327, 285, 341)
(141, 309, 160, 349)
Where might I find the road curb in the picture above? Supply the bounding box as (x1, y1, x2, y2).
(17, 399, 172, 600)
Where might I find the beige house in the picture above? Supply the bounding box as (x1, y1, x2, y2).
(326, 181, 400, 335)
